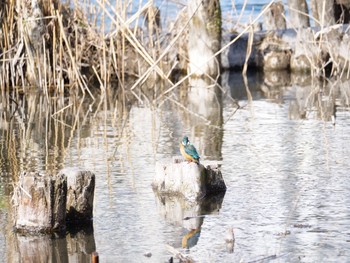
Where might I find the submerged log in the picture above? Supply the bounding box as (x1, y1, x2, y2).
(13, 172, 67, 233)
(59, 168, 95, 223)
(153, 157, 226, 202)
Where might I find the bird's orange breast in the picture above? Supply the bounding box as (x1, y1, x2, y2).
(180, 143, 196, 162)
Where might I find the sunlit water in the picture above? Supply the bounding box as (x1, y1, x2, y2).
(2, 70, 350, 262)
(0, 0, 348, 262)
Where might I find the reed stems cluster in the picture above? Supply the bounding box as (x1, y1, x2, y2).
(0, 0, 173, 100)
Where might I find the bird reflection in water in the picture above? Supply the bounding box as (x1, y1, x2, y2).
(182, 227, 201, 249)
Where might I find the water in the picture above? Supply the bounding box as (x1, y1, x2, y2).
(1, 0, 349, 262)
(2, 70, 350, 262)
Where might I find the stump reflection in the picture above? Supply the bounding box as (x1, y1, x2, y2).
(11, 225, 96, 263)
(154, 192, 225, 250)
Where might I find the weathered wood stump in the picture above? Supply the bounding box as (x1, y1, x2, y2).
(263, 1, 286, 30)
(18, 0, 46, 86)
(222, 24, 350, 74)
(59, 168, 95, 223)
(187, 0, 222, 77)
(310, 0, 336, 26)
(13, 169, 95, 233)
(287, 0, 310, 28)
(153, 157, 226, 202)
(13, 172, 67, 233)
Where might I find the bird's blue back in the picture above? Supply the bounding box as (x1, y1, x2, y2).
(185, 144, 200, 159)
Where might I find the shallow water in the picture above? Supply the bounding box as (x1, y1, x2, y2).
(1, 70, 350, 262)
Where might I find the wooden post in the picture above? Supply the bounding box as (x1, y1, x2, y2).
(290, 28, 323, 72)
(287, 0, 310, 28)
(187, 0, 222, 77)
(13, 172, 67, 233)
(59, 168, 95, 223)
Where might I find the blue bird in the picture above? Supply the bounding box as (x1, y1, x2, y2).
(180, 136, 200, 164)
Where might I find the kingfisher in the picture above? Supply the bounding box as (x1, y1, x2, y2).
(180, 136, 200, 164)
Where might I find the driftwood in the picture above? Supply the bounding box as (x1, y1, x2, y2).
(166, 244, 195, 263)
(153, 157, 226, 202)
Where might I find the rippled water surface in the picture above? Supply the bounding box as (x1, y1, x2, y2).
(1, 71, 350, 263)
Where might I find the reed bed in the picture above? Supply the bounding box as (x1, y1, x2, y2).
(1, 0, 350, 178)
(0, 0, 177, 101)
(2, 1, 350, 99)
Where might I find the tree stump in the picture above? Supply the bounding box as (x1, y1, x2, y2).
(310, 0, 336, 26)
(153, 157, 226, 202)
(263, 1, 286, 30)
(18, 0, 46, 86)
(13, 172, 67, 233)
(13, 169, 96, 233)
(287, 0, 310, 28)
(187, 0, 222, 77)
(59, 168, 95, 223)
